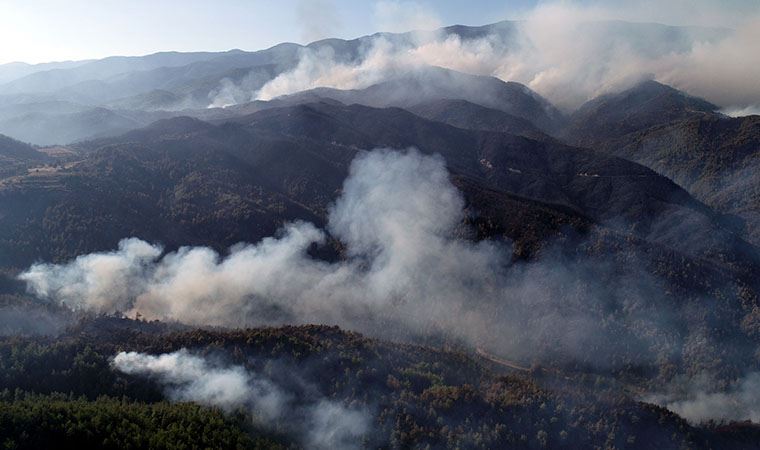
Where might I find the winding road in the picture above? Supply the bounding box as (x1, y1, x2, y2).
(475, 347, 530, 372)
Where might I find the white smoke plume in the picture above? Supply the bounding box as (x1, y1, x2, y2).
(207, 69, 273, 109)
(17, 149, 500, 363)
(207, 78, 247, 109)
(721, 105, 760, 118)
(113, 349, 369, 449)
(250, 1, 760, 110)
(647, 372, 760, 423)
(19, 238, 161, 313)
(255, 38, 404, 101)
(21, 149, 512, 346)
(114, 350, 255, 410)
(19, 148, 683, 367)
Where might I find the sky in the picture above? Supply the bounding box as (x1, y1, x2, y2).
(0, 0, 757, 65)
(0, 0, 531, 64)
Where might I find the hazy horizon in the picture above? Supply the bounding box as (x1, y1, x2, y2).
(1, 0, 758, 65)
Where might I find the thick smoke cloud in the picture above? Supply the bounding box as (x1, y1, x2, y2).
(21, 149, 511, 342)
(20, 238, 161, 313)
(250, 2, 760, 111)
(19, 148, 677, 366)
(113, 350, 369, 449)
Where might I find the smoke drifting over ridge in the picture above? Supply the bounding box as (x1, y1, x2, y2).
(113, 349, 369, 450)
(237, 2, 760, 111)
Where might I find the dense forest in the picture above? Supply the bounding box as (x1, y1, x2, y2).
(0, 316, 756, 449)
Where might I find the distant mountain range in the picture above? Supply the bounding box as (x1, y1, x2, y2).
(0, 20, 730, 143)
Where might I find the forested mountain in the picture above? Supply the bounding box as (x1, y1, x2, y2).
(563, 80, 719, 148)
(2, 101, 752, 272)
(565, 80, 760, 246)
(0, 316, 758, 449)
(407, 98, 552, 140)
(271, 68, 566, 133)
(0, 134, 49, 178)
(0, 20, 729, 145)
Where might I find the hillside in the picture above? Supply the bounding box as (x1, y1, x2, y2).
(566, 81, 760, 246)
(563, 80, 718, 147)
(407, 98, 552, 140)
(0, 107, 146, 145)
(1, 105, 758, 395)
(275, 68, 566, 133)
(0, 316, 757, 449)
(614, 115, 760, 242)
(0, 134, 49, 177)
